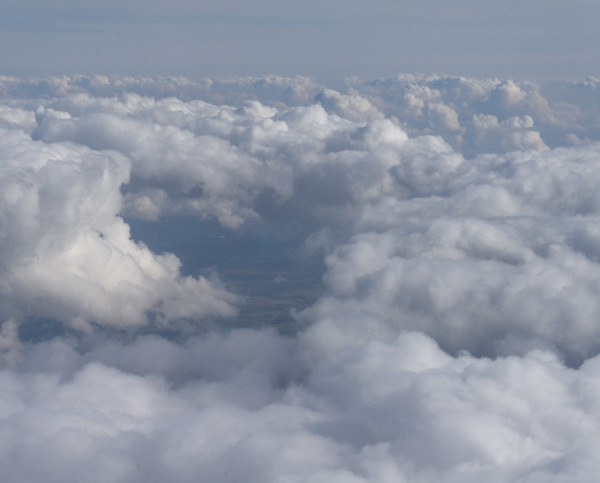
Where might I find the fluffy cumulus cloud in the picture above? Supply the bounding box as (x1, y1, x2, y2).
(0, 105, 240, 342)
(303, 143, 600, 363)
(3, 74, 600, 481)
(5, 332, 600, 482)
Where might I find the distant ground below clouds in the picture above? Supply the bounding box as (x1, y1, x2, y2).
(126, 217, 324, 333)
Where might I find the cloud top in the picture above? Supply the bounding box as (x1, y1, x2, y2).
(2, 74, 600, 481)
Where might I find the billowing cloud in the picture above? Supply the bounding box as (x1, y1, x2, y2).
(6, 75, 600, 360)
(2, 74, 600, 481)
(0, 112, 240, 341)
(3, 331, 600, 482)
(30, 93, 409, 230)
(302, 143, 600, 363)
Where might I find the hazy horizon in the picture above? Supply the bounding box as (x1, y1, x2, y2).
(2, 1, 600, 80)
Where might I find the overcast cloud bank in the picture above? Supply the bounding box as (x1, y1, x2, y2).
(2, 75, 600, 481)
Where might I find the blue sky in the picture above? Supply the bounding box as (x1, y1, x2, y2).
(1, 0, 599, 79)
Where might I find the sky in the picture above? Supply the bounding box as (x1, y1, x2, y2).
(1, 0, 600, 79)
(4, 2, 600, 482)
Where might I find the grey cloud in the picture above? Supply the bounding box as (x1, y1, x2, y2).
(16, 79, 600, 362)
(5, 73, 600, 157)
(31, 93, 405, 229)
(347, 74, 600, 156)
(304, 144, 600, 363)
(0, 117, 240, 339)
(5, 77, 600, 364)
(3, 75, 600, 481)
(0, 74, 323, 108)
(472, 114, 549, 153)
(315, 88, 384, 122)
(2, 332, 600, 482)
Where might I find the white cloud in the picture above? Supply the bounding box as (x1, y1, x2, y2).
(0, 120, 240, 338)
(302, 143, 600, 363)
(472, 114, 549, 152)
(347, 74, 600, 155)
(4, 73, 600, 156)
(2, 332, 600, 482)
(3, 75, 600, 480)
(315, 88, 384, 122)
(8, 78, 600, 363)
(4, 78, 600, 350)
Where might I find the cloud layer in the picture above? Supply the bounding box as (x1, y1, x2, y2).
(2, 74, 600, 481)
(5, 332, 600, 482)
